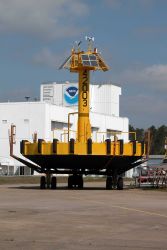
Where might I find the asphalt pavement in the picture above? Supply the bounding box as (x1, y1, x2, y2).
(0, 182, 167, 250)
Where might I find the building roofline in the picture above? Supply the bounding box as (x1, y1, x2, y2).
(41, 81, 121, 88)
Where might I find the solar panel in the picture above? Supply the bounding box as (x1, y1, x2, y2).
(90, 61, 98, 67)
(81, 54, 99, 67)
(82, 61, 91, 66)
(82, 54, 89, 60)
(89, 55, 96, 60)
(59, 55, 72, 69)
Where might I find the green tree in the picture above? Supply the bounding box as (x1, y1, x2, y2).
(153, 125, 167, 154)
(129, 125, 144, 141)
(136, 128, 145, 141)
(148, 125, 157, 154)
(129, 124, 167, 155)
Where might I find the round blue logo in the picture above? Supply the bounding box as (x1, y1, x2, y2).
(64, 86, 78, 105)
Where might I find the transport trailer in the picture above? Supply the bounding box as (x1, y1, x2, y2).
(137, 164, 167, 187)
(10, 37, 147, 189)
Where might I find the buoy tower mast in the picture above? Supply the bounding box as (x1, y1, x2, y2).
(59, 36, 109, 143)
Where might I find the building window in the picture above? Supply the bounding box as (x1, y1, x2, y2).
(51, 121, 70, 141)
(107, 129, 121, 140)
(51, 121, 68, 131)
(24, 119, 29, 124)
(2, 120, 7, 124)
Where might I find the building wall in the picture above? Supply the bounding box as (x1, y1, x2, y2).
(0, 102, 47, 172)
(90, 84, 121, 116)
(40, 82, 121, 117)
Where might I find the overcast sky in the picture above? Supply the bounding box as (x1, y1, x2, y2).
(0, 0, 167, 128)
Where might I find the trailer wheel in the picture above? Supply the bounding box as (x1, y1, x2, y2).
(68, 175, 73, 189)
(117, 177, 123, 190)
(51, 176, 57, 189)
(40, 176, 46, 189)
(106, 176, 113, 190)
(78, 175, 83, 189)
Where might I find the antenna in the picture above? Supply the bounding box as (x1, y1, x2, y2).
(85, 36, 94, 51)
(25, 96, 30, 102)
(74, 40, 82, 51)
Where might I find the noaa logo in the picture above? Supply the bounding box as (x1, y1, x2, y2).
(64, 86, 78, 105)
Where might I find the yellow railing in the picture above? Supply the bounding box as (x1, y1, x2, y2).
(52, 128, 77, 142)
(96, 131, 136, 142)
(61, 130, 77, 142)
(53, 128, 137, 143)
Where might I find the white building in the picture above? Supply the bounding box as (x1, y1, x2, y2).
(40, 82, 120, 117)
(0, 82, 132, 176)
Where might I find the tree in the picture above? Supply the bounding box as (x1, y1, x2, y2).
(129, 125, 144, 141)
(148, 125, 157, 154)
(129, 124, 167, 155)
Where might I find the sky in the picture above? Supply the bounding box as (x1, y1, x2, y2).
(0, 0, 167, 129)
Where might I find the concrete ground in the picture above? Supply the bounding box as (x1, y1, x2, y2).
(0, 182, 167, 250)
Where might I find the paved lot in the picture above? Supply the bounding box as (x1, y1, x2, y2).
(0, 182, 167, 250)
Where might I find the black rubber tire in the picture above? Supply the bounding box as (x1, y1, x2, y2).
(106, 176, 113, 190)
(68, 175, 73, 189)
(40, 176, 46, 189)
(78, 175, 83, 189)
(51, 176, 57, 189)
(117, 177, 123, 190)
